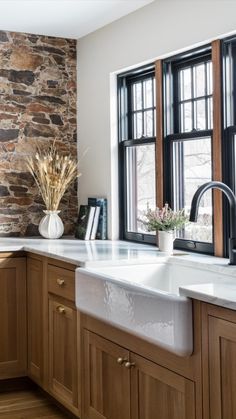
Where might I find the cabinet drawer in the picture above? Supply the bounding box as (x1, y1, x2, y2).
(48, 264, 75, 302)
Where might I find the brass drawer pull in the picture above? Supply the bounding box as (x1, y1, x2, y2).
(57, 306, 65, 314)
(117, 357, 127, 365)
(124, 361, 135, 369)
(56, 278, 65, 286)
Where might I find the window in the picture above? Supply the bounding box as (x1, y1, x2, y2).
(223, 37, 236, 191)
(164, 50, 214, 254)
(118, 68, 156, 244)
(222, 37, 236, 255)
(118, 40, 231, 257)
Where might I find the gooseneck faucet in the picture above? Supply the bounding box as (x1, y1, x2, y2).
(189, 181, 236, 265)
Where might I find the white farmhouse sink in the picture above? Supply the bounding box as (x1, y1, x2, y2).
(76, 257, 234, 357)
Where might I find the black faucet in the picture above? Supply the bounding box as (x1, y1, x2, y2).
(189, 181, 236, 265)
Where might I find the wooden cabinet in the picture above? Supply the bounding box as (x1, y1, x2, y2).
(0, 257, 27, 379)
(83, 330, 131, 419)
(83, 329, 196, 419)
(48, 296, 78, 415)
(48, 263, 75, 302)
(208, 316, 236, 419)
(202, 304, 236, 419)
(131, 353, 195, 419)
(27, 256, 45, 386)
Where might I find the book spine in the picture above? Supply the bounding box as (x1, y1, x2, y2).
(88, 198, 107, 240)
(85, 207, 96, 240)
(99, 199, 107, 240)
(90, 207, 100, 240)
(75, 205, 90, 240)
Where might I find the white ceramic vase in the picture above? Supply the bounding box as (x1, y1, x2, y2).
(158, 230, 174, 254)
(39, 210, 64, 239)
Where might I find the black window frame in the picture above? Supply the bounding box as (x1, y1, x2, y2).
(117, 39, 236, 256)
(118, 65, 156, 244)
(163, 47, 214, 255)
(222, 36, 236, 257)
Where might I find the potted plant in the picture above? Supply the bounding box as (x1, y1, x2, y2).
(26, 141, 81, 239)
(144, 203, 188, 253)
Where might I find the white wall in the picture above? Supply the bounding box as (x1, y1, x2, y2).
(77, 0, 236, 239)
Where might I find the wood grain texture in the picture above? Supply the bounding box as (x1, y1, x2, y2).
(27, 257, 44, 386)
(212, 39, 223, 257)
(155, 59, 164, 208)
(0, 389, 69, 418)
(201, 303, 210, 419)
(83, 330, 131, 419)
(0, 252, 26, 259)
(0, 257, 27, 379)
(202, 303, 236, 419)
(131, 353, 195, 419)
(48, 297, 78, 416)
(76, 311, 81, 416)
(82, 301, 202, 419)
(47, 264, 75, 302)
(82, 328, 196, 419)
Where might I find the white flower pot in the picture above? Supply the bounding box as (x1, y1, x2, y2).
(39, 210, 64, 239)
(158, 230, 174, 254)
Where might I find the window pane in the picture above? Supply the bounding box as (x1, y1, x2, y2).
(144, 78, 153, 108)
(181, 102, 192, 132)
(207, 97, 213, 129)
(207, 61, 213, 95)
(133, 112, 143, 139)
(132, 82, 142, 111)
(180, 67, 191, 101)
(173, 137, 213, 243)
(143, 110, 154, 137)
(153, 78, 156, 106)
(126, 144, 156, 234)
(195, 99, 206, 130)
(194, 64, 205, 98)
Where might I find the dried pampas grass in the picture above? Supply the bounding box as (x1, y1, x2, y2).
(26, 141, 81, 211)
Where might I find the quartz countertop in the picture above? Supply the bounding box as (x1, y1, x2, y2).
(0, 237, 163, 267)
(1, 236, 236, 310)
(180, 281, 236, 310)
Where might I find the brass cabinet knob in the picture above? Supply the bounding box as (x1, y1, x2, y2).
(117, 357, 127, 365)
(124, 361, 135, 369)
(57, 306, 65, 314)
(56, 278, 65, 286)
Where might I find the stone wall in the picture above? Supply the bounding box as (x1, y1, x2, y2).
(0, 30, 77, 236)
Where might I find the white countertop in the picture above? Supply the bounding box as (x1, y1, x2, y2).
(180, 281, 236, 310)
(1, 236, 236, 310)
(0, 237, 163, 267)
(175, 254, 236, 310)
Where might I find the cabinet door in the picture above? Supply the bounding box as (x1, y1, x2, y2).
(0, 257, 27, 379)
(83, 330, 131, 419)
(208, 316, 236, 419)
(130, 353, 195, 419)
(49, 297, 78, 413)
(27, 257, 44, 385)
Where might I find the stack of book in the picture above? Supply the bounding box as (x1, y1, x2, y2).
(75, 198, 107, 240)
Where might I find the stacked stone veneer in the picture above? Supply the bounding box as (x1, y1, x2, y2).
(0, 30, 77, 236)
